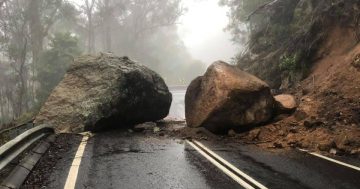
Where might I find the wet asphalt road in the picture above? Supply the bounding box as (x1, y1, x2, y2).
(43, 131, 360, 189)
(34, 89, 360, 189)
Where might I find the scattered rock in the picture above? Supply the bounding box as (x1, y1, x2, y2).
(273, 114, 290, 122)
(273, 141, 284, 148)
(317, 140, 335, 152)
(294, 110, 308, 121)
(278, 130, 286, 136)
(153, 127, 161, 133)
(289, 127, 299, 133)
(303, 118, 323, 128)
(134, 122, 157, 132)
(351, 54, 360, 70)
(248, 128, 261, 140)
(228, 129, 237, 137)
(274, 94, 297, 114)
(35, 54, 172, 133)
(350, 149, 360, 155)
(185, 61, 275, 133)
(329, 148, 337, 155)
(302, 88, 310, 95)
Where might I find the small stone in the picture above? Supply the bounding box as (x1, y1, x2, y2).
(302, 88, 310, 95)
(350, 149, 359, 155)
(278, 130, 286, 136)
(294, 110, 308, 121)
(289, 127, 298, 133)
(153, 127, 161, 133)
(303, 118, 323, 128)
(228, 129, 236, 137)
(248, 129, 261, 140)
(273, 142, 283, 148)
(274, 94, 297, 114)
(329, 148, 337, 155)
(318, 140, 335, 151)
(133, 127, 145, 132)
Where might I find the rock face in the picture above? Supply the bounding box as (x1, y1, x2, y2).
(185, 61, 275, 133)
(274, 94, 297, 114)
(35, 54, 172, 133)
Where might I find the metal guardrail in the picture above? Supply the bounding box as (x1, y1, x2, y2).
(0, 121, 35, 146)
(0, 124, 54, 171)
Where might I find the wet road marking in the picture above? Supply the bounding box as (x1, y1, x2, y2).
(193, 140, 269, 189)
(186, 140, 268, 189)
(299, 149, 360, 172)
(64, 135, 89, 189)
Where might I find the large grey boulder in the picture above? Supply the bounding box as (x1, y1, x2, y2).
(35, 53, 172, 133)
(185, 61, 275, 133)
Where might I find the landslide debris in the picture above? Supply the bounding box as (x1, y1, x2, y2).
(34, 53, 172, 133)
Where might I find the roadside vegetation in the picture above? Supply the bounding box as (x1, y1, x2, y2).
(221, 0, 360, 88)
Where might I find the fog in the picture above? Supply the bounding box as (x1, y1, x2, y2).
(179, 0, 239, 64)
(0, 0, 240, 124)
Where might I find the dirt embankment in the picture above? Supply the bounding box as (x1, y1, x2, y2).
(230, 26, 360, 156)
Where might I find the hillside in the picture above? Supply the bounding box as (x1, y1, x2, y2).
(227, 0, 360, 155)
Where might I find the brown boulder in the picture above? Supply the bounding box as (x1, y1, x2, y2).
(274, 94, 297, 114)
(185, 61, 275, 133)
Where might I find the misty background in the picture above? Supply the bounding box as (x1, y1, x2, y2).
(0, 0, 241, 126)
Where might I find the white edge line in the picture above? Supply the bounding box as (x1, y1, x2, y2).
(63, 135, 89, 189)
(298, 149, 360, 172)
(186, 140, 255, 189)
(193, 140, 269, 189)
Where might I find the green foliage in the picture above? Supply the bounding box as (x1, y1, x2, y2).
(219, 0, 269, 43)
(279, 54, 297, 72)
(37, 32, 81, 102)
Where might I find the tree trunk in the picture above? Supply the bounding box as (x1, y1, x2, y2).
(28, 0, 44, 102)
(86, 0, 96, 53)
(104, 0, 111, 51)
(0, 89, 4, 124)
(88, 13, 93, 53)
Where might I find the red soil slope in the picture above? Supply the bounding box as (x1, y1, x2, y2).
(238, 26, 360, 156)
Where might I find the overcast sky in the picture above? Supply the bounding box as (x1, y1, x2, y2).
(178, 0, 239, 64)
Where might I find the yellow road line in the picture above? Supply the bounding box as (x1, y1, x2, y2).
(64, 135, 89, 189)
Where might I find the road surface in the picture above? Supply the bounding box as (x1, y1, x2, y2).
(23, 89, 360, 189)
